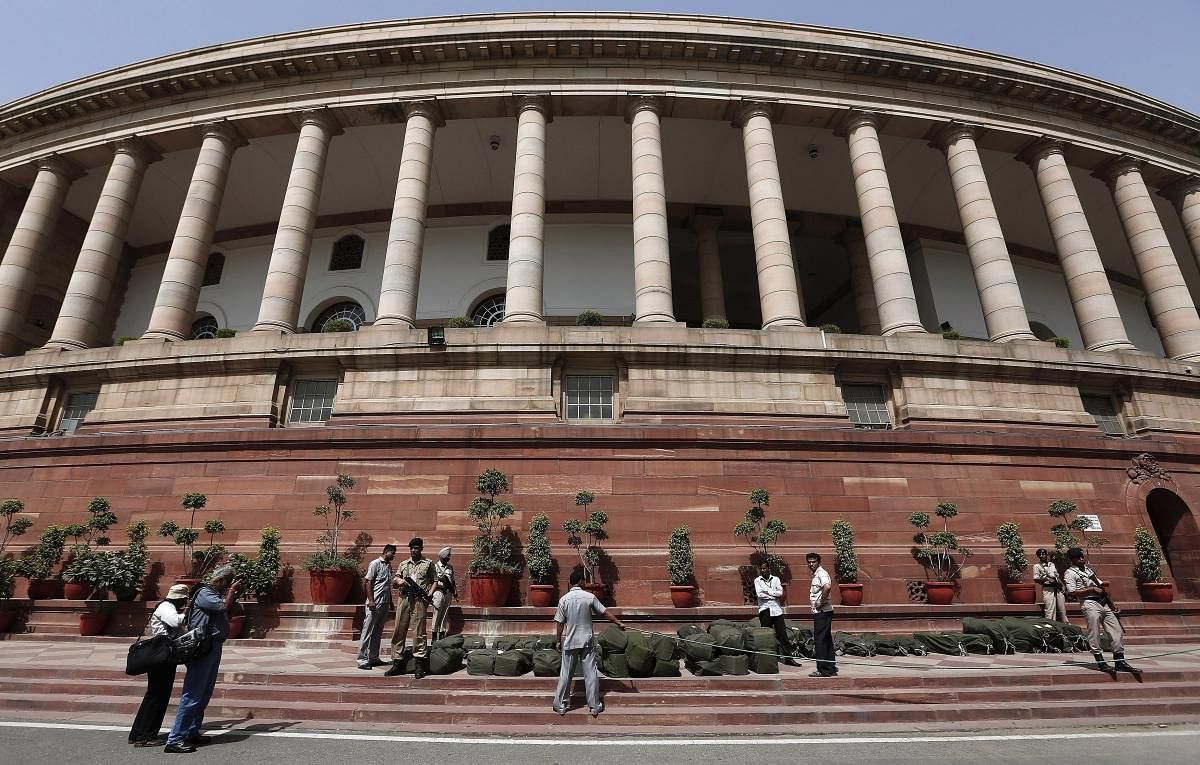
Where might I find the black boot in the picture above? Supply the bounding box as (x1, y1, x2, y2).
(414, 656, 428, 680)
(1093, 652, 1116, 677)
(1113, 652, 1141, 675)
(383, 659, 404, 677)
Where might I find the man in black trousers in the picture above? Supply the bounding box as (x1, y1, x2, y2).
(807, 552, 837, 677)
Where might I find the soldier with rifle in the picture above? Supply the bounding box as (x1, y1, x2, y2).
(1063, 547, 1139, 677)
(384, 537, 437, 679)
(431, 546, 456, 642)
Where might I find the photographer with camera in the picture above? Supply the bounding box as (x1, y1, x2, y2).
(1033, 548, 1068, 622)
(1063, 547, 1136, 676)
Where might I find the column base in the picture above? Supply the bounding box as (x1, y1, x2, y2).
(371, 316, 416, 329)
(501, 314, 545, 325)
(761, 317, 806, 330)
(1085, 339, 1139, 354)
(250, 322, 297, 335)
(127, 334, 175, 344)
(990, 329, 1039, 343)
(880, 322, 929, 336)
(26, 344, 68, 355)
(633, 317, 684, 327)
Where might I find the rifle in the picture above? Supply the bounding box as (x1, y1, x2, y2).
(437, 570, 458, 602)
(1082, 568, 1121, 617)
(399, 574, 435, 606)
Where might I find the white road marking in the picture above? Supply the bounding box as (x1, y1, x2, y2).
(0, 720, 1198, 746)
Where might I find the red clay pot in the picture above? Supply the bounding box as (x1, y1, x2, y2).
(470, 573, 514, 607)
(924, 581, 955, 605)
(838, 583, 864, 606)
(78, 612, 108, 636)
(26, 579, 63, 600)
(0, 610, 16, 633)
(227, 614, 246, 639)
(1139, 582, 1174, 603)
(528, 584, 556, 607)
(1005, 583, 1037, 604)
(63, 582, 93, 600)
(308, 569, 355, 605)
(669, 585, 697, 608)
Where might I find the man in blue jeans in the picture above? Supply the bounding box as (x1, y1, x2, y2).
(164, 564, 240, 753)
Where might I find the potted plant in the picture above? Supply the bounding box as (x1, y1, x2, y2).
(1047, 499, 1109, 571)
(62, 550, 116, 635)
(733, 488, 787, 602)
(446, 316, 474, 328)
(996, 521, 1035, 604)
(158, 492, 225, 585)
(109, 521, 151, 601)
(831, 519, 864, 605)
(563, 490, 609, 600)
(575, 310, 604, 326)
(302, 475, 361, 604)
(526, 513, 557, 607)
(61, 497, 118, 599)
(909, 502, 973, 605)
(0, 499, 33, 632)
(701, 316, 729, 329)
(228, 526, 283, 638)
(18, 524, 68, 600)
(667, 524, 696, 607)
(467, 469, 520, 606)
(1133, 525, 1173, 603)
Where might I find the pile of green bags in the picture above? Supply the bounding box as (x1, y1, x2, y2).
(679, 619, 780, 676)
(599, 625, 680, 677)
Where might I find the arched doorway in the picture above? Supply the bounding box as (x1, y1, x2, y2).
(1146, 488, 1200, 598)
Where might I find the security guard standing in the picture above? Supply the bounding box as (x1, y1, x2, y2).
(431, 546, 456, 642)
(1032, 548, 1068, 622)
(384, 537, 436, 679)
(1063, 547, 1137, 675)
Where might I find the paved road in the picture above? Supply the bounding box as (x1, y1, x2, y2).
(2, 722, 1199, 764)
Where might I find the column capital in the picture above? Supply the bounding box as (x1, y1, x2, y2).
(199, 120, 249, 148)
(1094, 154, 1145, 188)
(625, 94, 665, 123)
(112, 136, 162, 165)
(35, 153, 85, 181)
(929, 121, 981, 152)
(731, 100, 780, 128)
(1159, 174, 1200, 204)
(1015, 136, 1068, 168)
(401, 100, 445, 128)
(513, 93, 552, 122)
(835, 109, 885, 138)
(290, 107, 345, 136)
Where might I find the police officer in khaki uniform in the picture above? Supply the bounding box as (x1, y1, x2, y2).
(384, 537, 436, 679)
(431, 546, 455, 643)
(1032, 548, 1068, 622)
(1063, 547, 1137, 675)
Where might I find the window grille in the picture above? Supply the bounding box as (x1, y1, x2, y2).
(59, 391, 98, 434)
(329, 235, 365, 271)
(564, 376, 614, 420)
(486, 225, 510, 261)
(311, 301, 367, 332)
(190, 316, 218, 340)
(472, 295, 506, 327)
(202, 252, 225, 286)
(843, 384, 892, 429)
(289, 380, 338, 424)
(1081, 393, 1124, 436)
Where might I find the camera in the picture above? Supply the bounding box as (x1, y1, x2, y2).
(808, 144, 819, 160)
(489, 135, 501, 151)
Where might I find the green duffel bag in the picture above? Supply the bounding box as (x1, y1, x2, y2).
(1054, 620, 1096, 652)
(391, 653, 418, 674)
(433, 634, 465, 650)
(533, 648, 562, 677)
(959, 634, 995, 655)
(466, 648, 496, 675)
(868, 634, 907, 657)
(681, 632, 717, 662)
(677, 624, 704, 639)
(891, 635, 927, 656)
(834, 631, 876, 657)
(687, 659, 724, 676)
(462, 635, 486, 651)
(718, 654, 750, 676)
(493, 635, 523, 651)
(429, 646, 464, 675)
(786, 626, 815, 658)
(598, 625, 628, 654)
(530, 634, 557, 650)
(962, 617, 1015, 654)
(652, 658, 681, 677)
(601, 652, 629, 677)
(750, 651, 779, 674)
(715, 630, 746, 656)
(743, 626, 778, 652)
(624, 631, 656, 676)
(914, 632, 975, 656)
(515, 636, 546, 649)
(493, 649, 533, 677)
(649, 632, 677, 661)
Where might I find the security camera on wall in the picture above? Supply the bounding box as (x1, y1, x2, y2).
(808, 144, 820, 160)
(489, 135, 501, 151)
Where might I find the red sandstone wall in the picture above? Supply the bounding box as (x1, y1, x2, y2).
(1, 425, 1196, 606)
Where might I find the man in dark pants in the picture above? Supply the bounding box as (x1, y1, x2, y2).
(754, 561, 799, 666)
(807, 552, 837, 677)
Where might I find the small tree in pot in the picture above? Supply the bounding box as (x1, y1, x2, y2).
(831, 519, 864, 605)
(228, 526, 284, 638)
(910, 502, 972, 605)
(159, 492, 225, 582)
(526, 513, 557, 607)
(0, 500, 34, 632)
(18, 524, 68, 599)
(1047, 499, 1108, 563)
(996, 521, 1035, 604)
(467, 468, 520, 607)
(666, 524, 697, 607)
(303, 475, 361, 604)
(61, 497, 119, 599)
(563, 490, 609, 598)
(734, 488, 787, 603)
(1133, 525, 1172, 603)
(108, 521, 150, 601)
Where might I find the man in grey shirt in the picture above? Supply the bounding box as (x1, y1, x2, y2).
(553, 567, 626, 717)
(357, 543, 397, 670)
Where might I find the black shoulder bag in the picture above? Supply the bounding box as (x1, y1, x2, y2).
(124, 601, 177, 676)
(171, 592, 214, 664)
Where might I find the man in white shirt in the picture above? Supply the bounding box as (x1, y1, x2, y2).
(553, 567, 626, 717)
(753, 561, 798, 666)
(807, 553, 837, 677)
(357, 543, 396, 670)
(1032, 548, 1068, 622)
(1063, 547, 1136, 675)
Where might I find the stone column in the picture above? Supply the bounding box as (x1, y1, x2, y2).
(1159, 175, 1200, 290)
(142, 122, 243, 341)
(734, 102, 804, 328)
(934, 123, 1036, 342)
(1019, 139, 1134, 353)
(374, 101, 443, 328)
(841, 223, 881, 335)
(502, 95, 550, 324)
(0, 155, 82, 356)
(252, 110, 340, 333)
(627, 96, 675, 323)
(692, 213, 726, 322)
(1099, 156, 1200, 360)
(45, 139, 159, 350)
(843, 111, 923, 335)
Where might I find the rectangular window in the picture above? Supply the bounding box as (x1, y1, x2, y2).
(289, 379, 338, 424)
(1081, 393, 1124, 436)
(843, 384, 892, 429)
(59, 391, 98, 434)
(564, 375, 614, 421)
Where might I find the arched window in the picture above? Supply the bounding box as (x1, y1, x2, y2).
(486, 225, 510, 261)
(312, 301, 367, 332)
(329, 235, 365, 271)
(472, 295, 506, 327)
(203, 252, 225, 286)
(1030, 321, 1057, 341)
(190, 315, 218, 340)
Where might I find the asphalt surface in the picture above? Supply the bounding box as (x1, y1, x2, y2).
(2, 722, 1199, 764)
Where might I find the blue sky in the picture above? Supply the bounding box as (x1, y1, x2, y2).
(1, 1, 1197, 114)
